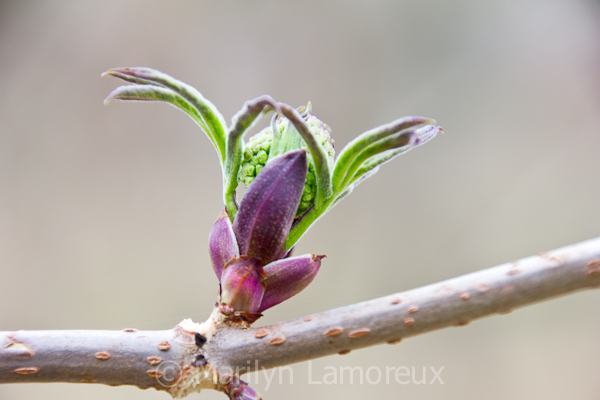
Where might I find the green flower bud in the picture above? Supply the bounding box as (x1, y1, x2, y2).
(238, 105, 335, 218)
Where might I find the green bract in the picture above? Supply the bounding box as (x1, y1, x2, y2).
(103, 67, 441, 250)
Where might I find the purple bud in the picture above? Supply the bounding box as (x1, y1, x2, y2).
(233, 149, 308, 265)
(258, 254, 324, 312)
(226, 377, 262, 400)
(209, 210, 239, 281)
(220, 257, 266, 313)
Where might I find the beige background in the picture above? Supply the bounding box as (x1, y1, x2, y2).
(1, 1, 600, 399)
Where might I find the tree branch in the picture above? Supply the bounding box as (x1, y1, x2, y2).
(208, 236, 600, 374)
(0, 328, 196, 391)
(1, 237, 599, 397)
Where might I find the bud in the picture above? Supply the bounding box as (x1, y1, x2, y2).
(225, 377, 262, 400)
(105, 68, 441, 318)
(220, 257, 266, 313)
(208, 149, 322, 315)
(239, 105, 334, 217)
(259, 254, 324, 312)
(208, 209, 239, 279)
(233, 149, 308, 265)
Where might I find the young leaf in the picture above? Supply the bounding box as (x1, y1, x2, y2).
(104, 85, 225, 149)
(350, 124, 441, 187)
(280, 104, 333, 206)
(338, 128, 416, 190)
(225, 95, 281, 219)
(332, 116, 434, 192)
(335, 125, 442, 203)
(103, 67, 227, 164)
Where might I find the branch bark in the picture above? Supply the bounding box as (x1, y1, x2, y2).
(207, 236, 600, 374)
(1, 237, 599, 397)
(0, 328, 192, 391)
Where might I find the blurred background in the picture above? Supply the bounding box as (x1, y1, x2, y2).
(1, 1, 600, 399)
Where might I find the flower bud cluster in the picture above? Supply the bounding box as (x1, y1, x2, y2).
(239, 108, 334, 217)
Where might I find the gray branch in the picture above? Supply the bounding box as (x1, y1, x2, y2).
(0, 328, 193, 392)
(1, 237, 599, 397)
(208, 236, 600, 374)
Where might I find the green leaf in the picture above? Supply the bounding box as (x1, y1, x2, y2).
(339, 128, 416, 190)
(225, 95, 280, 219)
(104, 85, 226, 153)
(332, 116, 434, 192)
(280, 104, 333, 206)
(102, 67, 227, 164)
(286, 124, 441, 249)
(344, 124, 442, 193)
